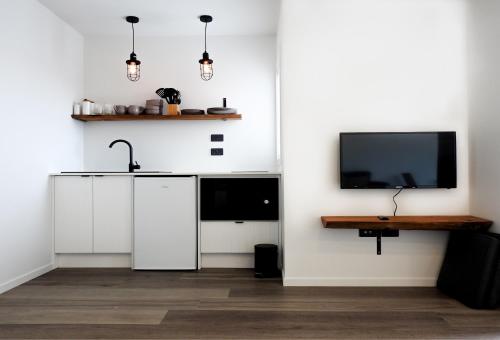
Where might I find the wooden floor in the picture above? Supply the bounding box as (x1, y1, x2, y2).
(0, 269, 499, 339)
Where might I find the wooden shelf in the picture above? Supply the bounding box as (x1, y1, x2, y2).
(321, 215, 493, 231)
(71, 114, 242, 122)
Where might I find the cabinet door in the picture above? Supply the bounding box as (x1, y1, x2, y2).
(200, 178, 279, 221)
(201, 221, 279, 253)
(134, 177, 197, 269)
(93, 176, 132, 253)
(54, 176, 93, 253)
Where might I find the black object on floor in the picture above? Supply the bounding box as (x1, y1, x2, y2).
(437, 231, 500, 309)
(255, 244, 280, 278)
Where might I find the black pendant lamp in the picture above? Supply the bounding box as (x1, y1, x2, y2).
(125, 16, 141, 82)
(199, 15, 213, 81)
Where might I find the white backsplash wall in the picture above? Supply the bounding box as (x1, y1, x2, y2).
(82, 35, 277, 172)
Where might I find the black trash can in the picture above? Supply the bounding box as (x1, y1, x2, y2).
(254, 244, 279, 278)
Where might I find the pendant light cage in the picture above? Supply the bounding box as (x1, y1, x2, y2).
(127, 65, 141, 81)
(126, 54, 141, 82)
(199, 15, 213, 81)
(200, 62, 213, 81)
(199, 51, 213, 81)
(126, 16, 141, 82)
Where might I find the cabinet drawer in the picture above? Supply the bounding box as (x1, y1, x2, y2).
(201, 221, 279, 253)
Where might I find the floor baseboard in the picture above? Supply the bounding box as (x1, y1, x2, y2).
(0, 263, 55, 294)
(56, 254, 131, 268)
(283, 276, 436, 287)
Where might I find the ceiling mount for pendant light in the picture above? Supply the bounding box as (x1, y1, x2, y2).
(125, 16, 141, 82)
(199, 15, 213, 81)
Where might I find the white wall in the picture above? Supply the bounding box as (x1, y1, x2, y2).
(0, 0, 84, 292)
(280, 0, 469, 286)
(82, 35, 277, 172)
(468, 0, 500, 233)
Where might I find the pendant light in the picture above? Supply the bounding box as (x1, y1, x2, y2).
(125, 16, 141, 82)
(199, 15, 214, 81)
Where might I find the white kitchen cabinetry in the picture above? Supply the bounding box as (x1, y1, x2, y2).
(54, 176, 93, 253)
(54, 176, 132, 253)
(201, 221, 279, 253)
(93, 176, 132, 253)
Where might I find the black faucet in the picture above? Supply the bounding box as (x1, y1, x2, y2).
(109, 139, 141, 173)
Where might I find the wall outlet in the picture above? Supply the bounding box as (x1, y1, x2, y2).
(211, 148, 223, 156)
(211, 134, 224, 142)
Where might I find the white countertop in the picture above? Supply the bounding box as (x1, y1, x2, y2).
(50, 171, 281, 176)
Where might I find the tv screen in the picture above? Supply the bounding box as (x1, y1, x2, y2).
(340, 132, 457, 189)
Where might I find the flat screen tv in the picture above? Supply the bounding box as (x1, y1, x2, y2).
(340, 132, 457, 189)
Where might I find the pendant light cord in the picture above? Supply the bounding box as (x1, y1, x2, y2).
(131, 22, 135, 53)
(204, 22, 208, 52)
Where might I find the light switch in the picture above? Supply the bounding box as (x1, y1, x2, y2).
(211, 148, 223, 156)
(211, 134, 224, 142)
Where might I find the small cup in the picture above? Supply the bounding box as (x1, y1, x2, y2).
(114, 105, 127, 114)
(103, 104, 113, 114)
(73, 103, 81, 115)
(128, 105, 144, 115)
(94, 103, 103, 115)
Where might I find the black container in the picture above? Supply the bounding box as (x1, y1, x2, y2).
(254, 244, 279, 278)
(438, 231, 500, 309)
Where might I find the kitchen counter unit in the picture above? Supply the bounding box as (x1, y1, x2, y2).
(51, 171, 282, 270)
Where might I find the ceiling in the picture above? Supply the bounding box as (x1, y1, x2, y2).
(38, 0, 281, 37)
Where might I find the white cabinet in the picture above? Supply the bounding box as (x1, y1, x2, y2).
(54, 176, 93, 253)
(54, 176, 132, 254)
(201, 221, 279, 253)
(93, 176, 132, 253)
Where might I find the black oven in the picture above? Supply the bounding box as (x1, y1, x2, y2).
(200, 178, 279, 221)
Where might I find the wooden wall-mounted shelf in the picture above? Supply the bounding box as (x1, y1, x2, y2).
(321, 215, 493, 231)
(321, 215, 493, 255)
(71, 114, 242, 122)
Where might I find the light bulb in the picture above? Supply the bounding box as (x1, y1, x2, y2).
(127, 62, 140, 81)
(200, 62, 213, 81)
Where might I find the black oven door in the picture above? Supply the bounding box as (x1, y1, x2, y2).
(200, 178, 279, 221)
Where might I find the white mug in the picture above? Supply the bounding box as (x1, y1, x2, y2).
(82, 101, 91, 115)
(73, 103, 81, 115)
(94, 103, 103, 115)
(103, 104, 113, 114)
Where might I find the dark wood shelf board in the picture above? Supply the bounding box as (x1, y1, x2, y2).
(321, 215, 493, 231)
(71, 114, 242, 122)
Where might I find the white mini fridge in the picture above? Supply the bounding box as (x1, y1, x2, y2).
(133, 176, 197, 270)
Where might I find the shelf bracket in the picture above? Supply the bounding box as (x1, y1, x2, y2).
(359, 229, 399, 255)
